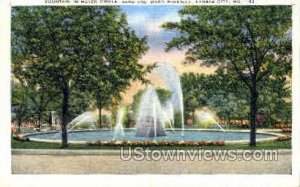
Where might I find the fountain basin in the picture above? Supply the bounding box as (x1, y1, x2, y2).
(21, 129, 281, 145)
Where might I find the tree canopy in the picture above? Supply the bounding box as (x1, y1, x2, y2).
(163, 6, 292, 146)
(12, 7, 151, 147)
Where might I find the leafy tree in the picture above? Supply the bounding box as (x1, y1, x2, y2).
(181, 73, 208, 121)
(68, 89, 94, 120)
(76, 7, 152, 128)
(11, 82, 31, 133)
(131, 88, 172, 120)
(12, 48, 62, 131)
(206, 70, 250, 127)
(156, 88, 172, 104)
(163, 6, 291, 146)
(11, 77, 61, 132)
(257, 76, 291, 127)
(12, 7, 85, 147)
(207, 93, 248, 127)
(26, 85, 61, 131)
(12, 7, 149, 147)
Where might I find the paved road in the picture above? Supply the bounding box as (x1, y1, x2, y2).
(12, 149, 292, 174)
(12, 150, 292, 174)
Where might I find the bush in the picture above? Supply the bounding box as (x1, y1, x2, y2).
(97, 114, 111, 128)
(174, 111, 184, 128)
(197, 119, 217, 129)
(277, 136, 291, 141)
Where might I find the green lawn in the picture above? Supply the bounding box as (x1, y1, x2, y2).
(12, 138, 291, 150)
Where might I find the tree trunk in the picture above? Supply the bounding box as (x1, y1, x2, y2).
(98, 103, 102, 128)
(49, 111, 52, 128)
(249, 85, 258, 147)
(17, 121, 21, 133)
(96, 93, 103, 128)
(37, 95, 44, 132)
(38, 112, 42, 132)
(192, 110, 195, 124)
(61, 87, 69, 148)
(268, 106, 272, 128)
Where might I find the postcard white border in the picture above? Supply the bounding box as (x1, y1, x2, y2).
(10, 0, 295, 6)
(1, 0, 299, 187)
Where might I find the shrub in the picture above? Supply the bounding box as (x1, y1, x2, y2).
(174, 111, 184, 128)
(281, 128, 292, 133)
(277, 136, 291, 141)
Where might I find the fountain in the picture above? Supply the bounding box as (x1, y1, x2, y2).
(163, 101, 174, 126)
(25, 91, 278, 144)
(197, 112, 225, 131)
(22, 62, 279, 145)
(135, 86, 166, 137)
(51, 111, 98, 139)
(113, 108, 125, 140)
(154, 62, 185, 135)
(68, 111, 97, 131)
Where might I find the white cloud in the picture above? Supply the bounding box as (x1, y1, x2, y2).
(127, 11, 180, 37)
(147, 12, 180, 36)
(126, 12, 149, 26)
(150, 12, 180, 34)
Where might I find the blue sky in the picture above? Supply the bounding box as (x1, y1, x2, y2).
(119, 6, 215, 103)
(121, 6, 182, 53)
(119, 6, 213, 76)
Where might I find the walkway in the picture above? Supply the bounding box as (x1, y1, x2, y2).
(12, 149, 292, 174)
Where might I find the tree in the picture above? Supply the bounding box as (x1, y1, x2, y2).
(76, 7, 152, 128)
(27, 85, 61, 131)
(12, 7, 86, 147)
(205, 70, 250, 127)
(257, 76, 291, 127)
(68, 88, 94, 120)
(11, 82, 31, 133)
(12, 7, 151, 147)
(181, 73, 208, 122)
(163, 6, 291, 146)
(131, 88, 172, 120)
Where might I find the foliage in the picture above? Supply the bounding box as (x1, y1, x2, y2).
(68, 89, 94, 120)
(163, 6, 292, 146)
(11, 7, 150, 147)
(181, 73, 208, 121)
(66, 6, 153, 128)
(11, 82, 32, 132)
(130, 88, 172, 121)
(173, 111, 183, 128)
(181, 71, 291, 129)
(257, 77, 291, 127)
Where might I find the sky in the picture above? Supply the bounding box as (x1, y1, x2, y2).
(121, 6, 182, 53)
(120, 6, 216, 103)
(120, 6, 215, 74)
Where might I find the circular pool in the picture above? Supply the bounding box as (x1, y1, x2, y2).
(23, 129, 279, 144)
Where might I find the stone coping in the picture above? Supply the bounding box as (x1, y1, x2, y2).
(12, 148, 292, 156)
(19, 128, 285, 145)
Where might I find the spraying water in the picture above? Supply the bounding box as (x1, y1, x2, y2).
(113, 108, 125, 141)
(135, 86, 166, 137)
(163, 101, 174, 125)
(68, 111, 97, 131)
(52, 111, 97, 139)
(197, 112, 225, 131)
(154, 62, 185, 135)
(162, 112, 175, 131)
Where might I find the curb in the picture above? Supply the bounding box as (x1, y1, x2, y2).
(12, 148, 292, 156)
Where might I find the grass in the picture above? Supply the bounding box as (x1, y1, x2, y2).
(12, 137, 291, 150)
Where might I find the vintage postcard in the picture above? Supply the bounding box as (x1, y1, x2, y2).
(0, 0, 300, 186)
